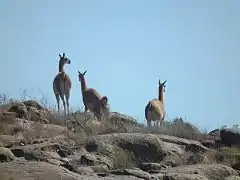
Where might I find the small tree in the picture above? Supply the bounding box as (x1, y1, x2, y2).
(221, 125, 227, 129)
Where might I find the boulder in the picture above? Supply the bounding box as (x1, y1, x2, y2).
(158, 164, 239, 180)
(0, 147, 16, 162)
(220, 128, 240, 147)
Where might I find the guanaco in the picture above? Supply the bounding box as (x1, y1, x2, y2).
(53, 53, 71, 115)
(145, 80, 166, 127)
(78, 70, 110, 120)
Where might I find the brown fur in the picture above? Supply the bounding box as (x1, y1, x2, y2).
(78, 70, 110, 120)
(53, 53, 71, 115)
(145, 79, 166, 127)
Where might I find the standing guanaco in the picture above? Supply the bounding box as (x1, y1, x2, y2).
(53, 53, 71, 115)
(145, 80, 166, 127)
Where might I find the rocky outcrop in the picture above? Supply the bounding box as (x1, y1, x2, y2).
(220, 128, 240, 147)
(0, 99, 240, 180)
(0, 147, 16, 162)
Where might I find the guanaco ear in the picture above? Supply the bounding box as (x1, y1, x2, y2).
(62, 53, 65, 57)
(162, 80, 167, 85)
(158, 79, 161, 86)
(82, 70, 87, 75)
(101, 96, 108, 106)
(59, 54, 62, 58)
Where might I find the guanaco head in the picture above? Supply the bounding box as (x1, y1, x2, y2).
(100, 96, 110, 119)
(101, 96, 108, 107)
(59, 53, 71, 69)
(78, 70, 87, 82)
(159, 79, 167, 92)
(158, 79, 166, 101)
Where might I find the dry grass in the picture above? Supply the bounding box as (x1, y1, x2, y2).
(127, 120, 210, 141)
(0, 175, 15, 180)
(0, 115, 25, 136)
(219, 147, 240, 154)
(0, 91, 223, 143)
(208, 148, 240, 167)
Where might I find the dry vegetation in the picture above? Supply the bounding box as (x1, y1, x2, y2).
(0, 90, 219, 146)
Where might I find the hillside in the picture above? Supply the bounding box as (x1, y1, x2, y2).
(0, 96, 240, 180)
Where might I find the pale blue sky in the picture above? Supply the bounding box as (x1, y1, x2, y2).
(1, 0, 239, 130)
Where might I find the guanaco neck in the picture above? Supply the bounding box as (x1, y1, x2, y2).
(158, 87, 164, 102)
(59, 62, 65, 73)
(80, 76, 87, 98)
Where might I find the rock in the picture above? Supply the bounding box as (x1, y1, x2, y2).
(160, 155, 182, 167)
(64, 153, 97, 169)
(84, 119, 106, 135)
(77, 167, 98, 176)
(84, 133, 212, 170)
(80, 153, 98, 166)
(28, 106, 50, 123)
(108, 112, 142, 133)
(139, 162, 165, 172)
(46, 158, 63, 166)
(0, 160, 98, 180)
(225, 176, 240, 180)
(61, 159, 110, 176)
(63, 150, 111, 174)
(77, 166, 96, 175)
(6, 100, 52, 124)
(186, 153, 209, 165)
(220, 128, 240, 147)
(0, 147, 16, 162)
(106, 175, 145, 180)
(91, 164, 110, 174)
(110, 112, 138, 125)
(2, 99, 240, 180)
(201, 139, 224, 149)
(185, 142, 208, 153)
(22, 122, 69, 141)
(0, 135, 25, 147)
(111, 168, 153, 180)
(159, 142, 185, 167)
(85, 133, 168, 169)
(232, 161, 240, 171)
(1, 111, 17, 118)
(163, 141, 185, 156)
(10, 142, 73, 161)
(22, 100, 45, 110)
(7, 102, 28, 119)
(41, 123, 69, 137)
(0, 160, 145, 179)
(157, 173, 208, 180)
(157, 134, 205, 147)
(159, 164, 239, 180)
(201, 140, 215, 148)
